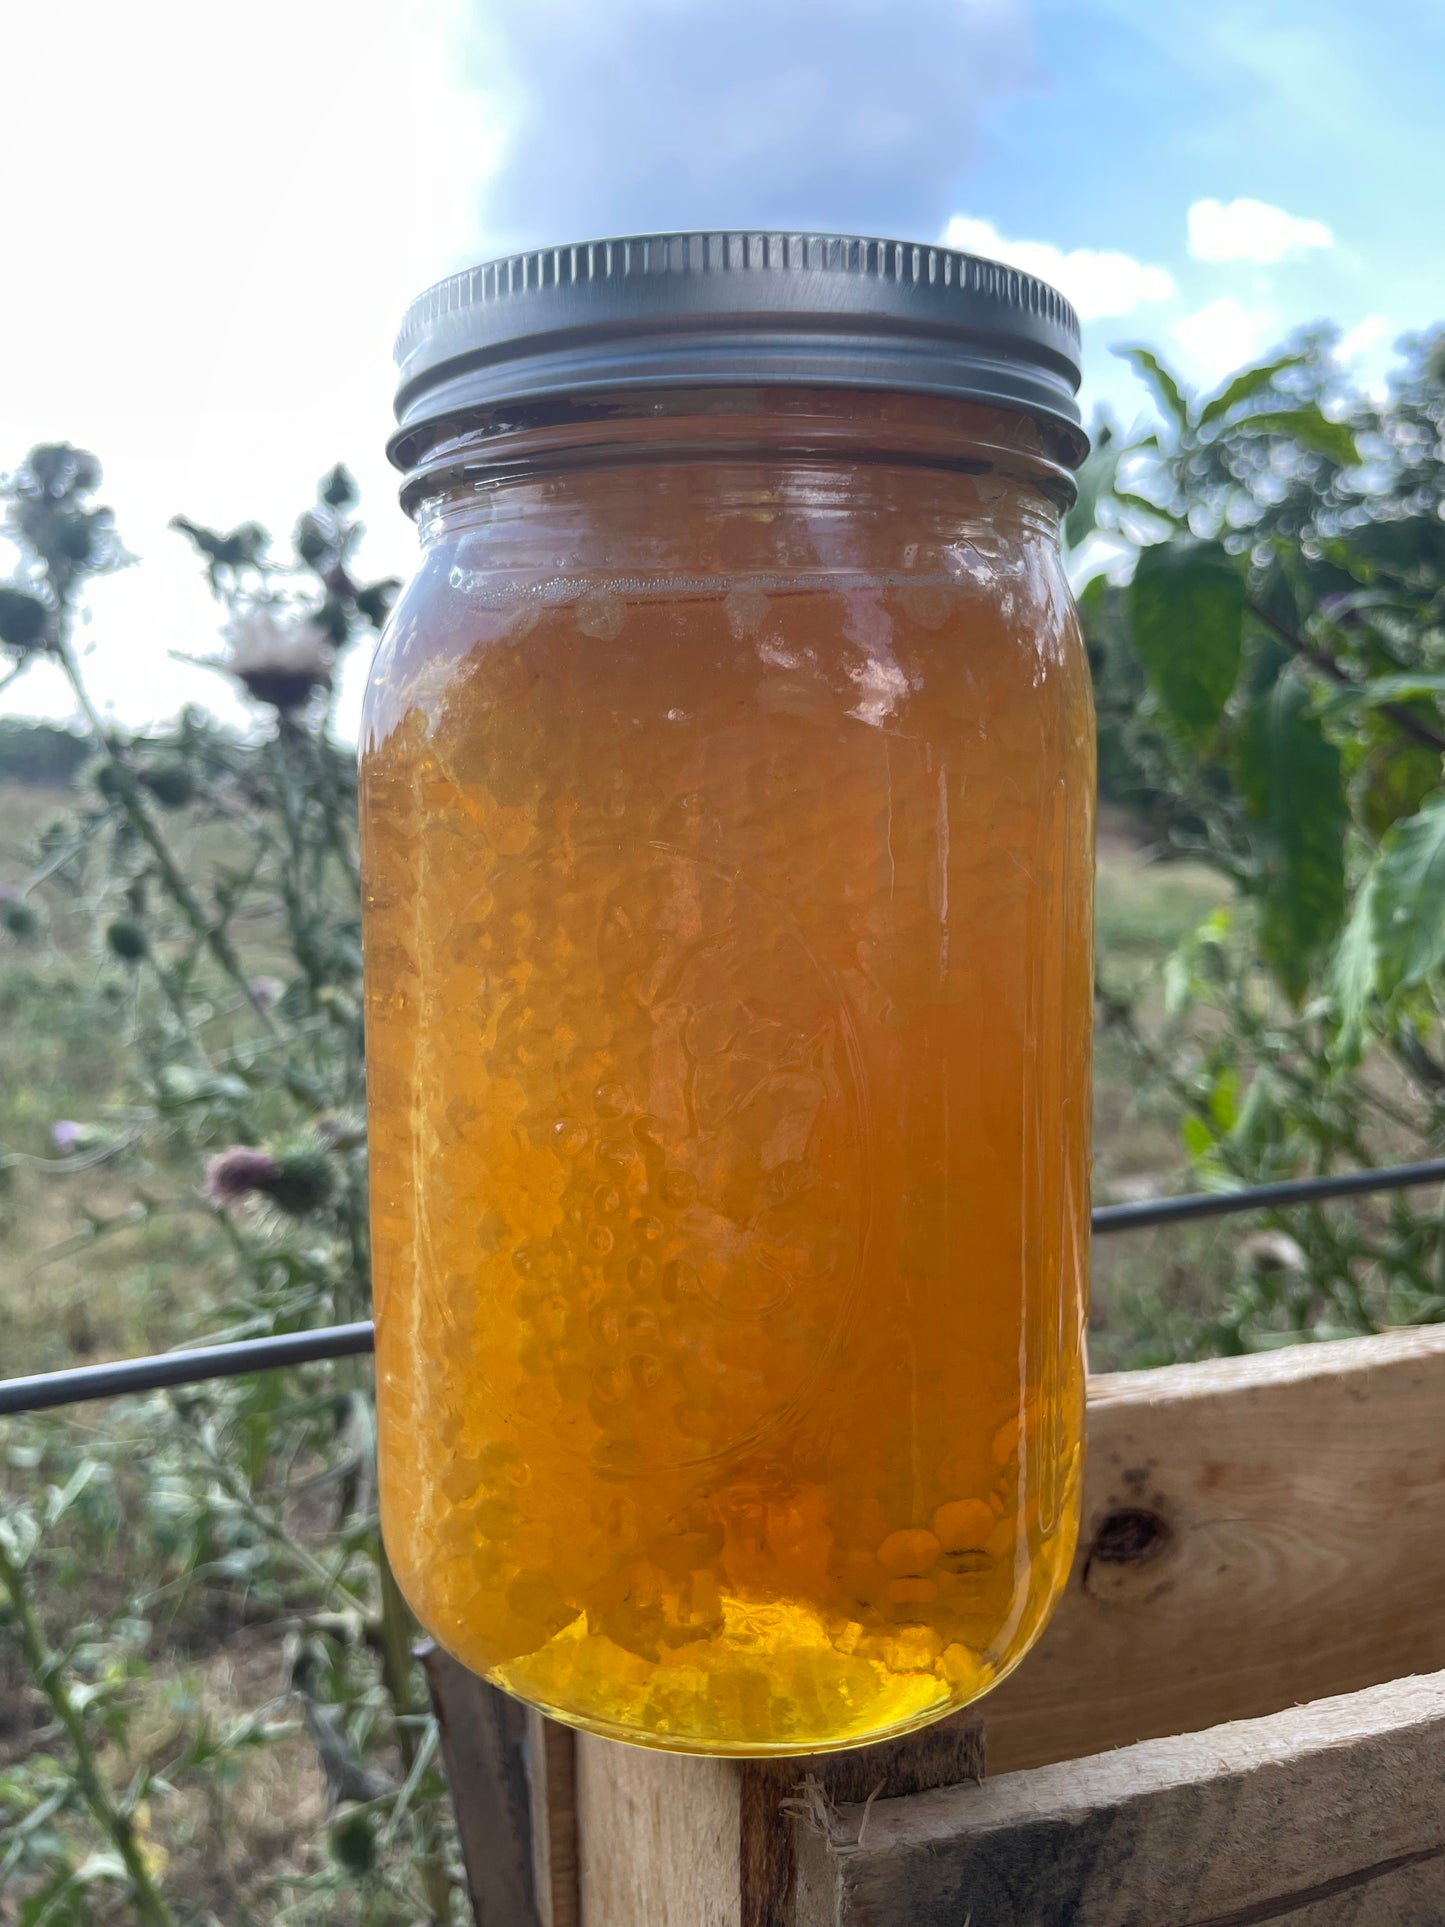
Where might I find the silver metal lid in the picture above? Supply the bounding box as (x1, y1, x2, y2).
(390, 231, 1086, 470)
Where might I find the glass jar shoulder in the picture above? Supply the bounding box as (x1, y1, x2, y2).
(362, 474, 1084, 758)
(360, 544, 465, 752)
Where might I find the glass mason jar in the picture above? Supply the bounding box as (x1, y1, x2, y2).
(361, 234, 1094, 1755)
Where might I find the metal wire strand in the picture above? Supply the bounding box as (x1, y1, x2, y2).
(3, 1159, 1444, 1417)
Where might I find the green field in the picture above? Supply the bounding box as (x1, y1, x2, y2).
(1091, 811, 1238, 1368)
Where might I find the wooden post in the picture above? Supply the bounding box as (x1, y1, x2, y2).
(574, 1714, 985, 1927)
(425, 1662, 983, 1927)
(419, 1643, 579, 1927)
(525, 1708, 579, 1927)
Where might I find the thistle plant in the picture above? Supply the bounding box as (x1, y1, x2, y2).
(0, 444, 461, 1923)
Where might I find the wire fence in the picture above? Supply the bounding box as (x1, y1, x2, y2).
(3, 1156, 1445, 1419)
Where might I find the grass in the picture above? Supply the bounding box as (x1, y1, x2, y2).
(0, 780, 373, 1923)
(0, 778, 318, 1375)
(1090, 807, 1243, 1368)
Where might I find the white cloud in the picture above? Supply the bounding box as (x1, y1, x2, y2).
(1170, 297, 1280, 386)
(0, 0, 497, 734)
(474, 0, 1035, 251)
(1187, 197, 1333, 265)
(940, 216, 1175, 321)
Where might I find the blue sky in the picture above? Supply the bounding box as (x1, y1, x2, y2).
(2, 0, 1440, 731)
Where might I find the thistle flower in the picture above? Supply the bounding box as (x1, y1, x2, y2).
(138, 761, 196, 809)
(222, 608, 333, 712)
(1, 886, 38, 940)
(205, 1146, 285, 1207)
(105, 918, 148, 962)
(264, 1146, 337, 1216)
(0, 586, 49, 652)
(205, 1143, 335, 1216)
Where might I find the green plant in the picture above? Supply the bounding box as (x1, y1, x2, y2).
(0, 445, 455, 1923)
(1080, 330, 1445, 1352)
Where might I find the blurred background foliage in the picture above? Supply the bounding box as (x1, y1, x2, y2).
(1079, 328, 1445, 1356)
(0, 453, 459, 1924)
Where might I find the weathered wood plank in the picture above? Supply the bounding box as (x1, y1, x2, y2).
(526, 1710, 579, 1927)
(576, 1741, 741, 1927)
(420, 1642, 542, 1927)
(985, 1324, 1445, 1771)
(575, 1717, 984, 1927)
(793, 1669, 1445, 1927)
(740, 1715, 986, 1927)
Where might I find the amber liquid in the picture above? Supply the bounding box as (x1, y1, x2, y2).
(361, 447, 1093, 1753)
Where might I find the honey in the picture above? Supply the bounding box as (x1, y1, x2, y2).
(361, 378, 1093, 1753)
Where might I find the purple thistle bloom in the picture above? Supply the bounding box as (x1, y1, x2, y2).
(52, 1120, 82, 1153)
(205, 1145, 285, 1207)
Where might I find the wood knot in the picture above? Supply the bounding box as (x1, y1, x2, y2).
(1088, 1506, 1171, 1567)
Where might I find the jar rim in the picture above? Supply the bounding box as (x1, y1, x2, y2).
(391, 231, 1088, 476)
(393, 388, 1082, 522)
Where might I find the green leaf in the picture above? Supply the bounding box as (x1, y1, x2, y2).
(1114, 347, 1190, 428)
(378, 1719, 441, 1848)
(1317, 587, 1430, 626)
(1229, 1067, 1280, 1153)
(42, 1462, 98, 1530)
(0, 1507, 40, 1568)
(1330, 795, 1445, 1063)
(1234, 665, 1349, 1001)
(1198, 353, 1308, 429)
(1127, 539, 1245, 738)
(1330, 869, 1379, 1070)
(1354, 724, 1441, 839)
(74, 1851, 127, 1884)
(1183, 1114, 1215, 1160)
(1163, 948, 1194, 1016)
(1322, 673, 1445, 715)
(1228, 406, 1360, 467)
(1370, 794, 1445, 998)
(1208, 1066, 1240, 1131)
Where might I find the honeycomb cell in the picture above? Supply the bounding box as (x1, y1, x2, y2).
(933, 1500, 995, 1554)
(876, 1530, 941, 1578)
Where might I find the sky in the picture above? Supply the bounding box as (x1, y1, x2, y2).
(2, 0, 1441, 736)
